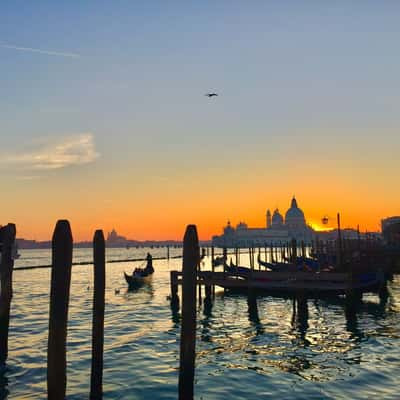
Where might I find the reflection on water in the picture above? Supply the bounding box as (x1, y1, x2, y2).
(3, 249, 400, 399)
(125, 279, 154, 297)
(247, 296, 264, 336)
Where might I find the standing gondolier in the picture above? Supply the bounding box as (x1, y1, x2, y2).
(145, 253, 154, 273)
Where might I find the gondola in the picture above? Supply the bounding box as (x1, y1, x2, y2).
(124, 269, 153, 289)
(224, 259, 251, 278)
(124, 252, 154, 289)
(257, 254, 320, 272)
(220, 263, 385, 295)
(212, 256, 227, 267)
(256, 254, 297, 272)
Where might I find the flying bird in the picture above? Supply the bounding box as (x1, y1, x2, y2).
(205, 93, 218, 97)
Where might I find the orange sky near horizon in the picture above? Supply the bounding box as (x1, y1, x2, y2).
(2, 141, 399, 242)
(3, 140, 398, 242)
(6, 179, 398, 242)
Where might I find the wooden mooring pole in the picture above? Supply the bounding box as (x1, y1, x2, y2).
(178, 225, 199, 400)
(90, 230, 106, 400)
(337, 213, 342, 270)
(291, 239, 297, 264)
(0, 223, 17, 365)
(211, 246, 215, 297)
(47, 220, 73, 400)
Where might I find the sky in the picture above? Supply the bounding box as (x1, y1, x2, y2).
(1, 1, 399, 241)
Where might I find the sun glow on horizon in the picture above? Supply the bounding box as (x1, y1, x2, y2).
(308, 221, 335, 232)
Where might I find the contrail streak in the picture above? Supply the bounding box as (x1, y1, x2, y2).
(1, 43, 80, 58)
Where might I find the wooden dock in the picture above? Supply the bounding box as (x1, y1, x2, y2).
(170, 234, 394, 305)
(170, 269, 384, 297)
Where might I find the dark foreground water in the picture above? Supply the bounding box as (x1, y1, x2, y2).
(2, 248, 400, 399)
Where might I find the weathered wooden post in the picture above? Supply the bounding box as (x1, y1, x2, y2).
(211, 246, 215, 297)
(204, 282, 212, 313)
(170, 271, 179, 309)
(281, 244, 286, 262)
(178, 225, 199, 400)
(269, 243, 274, 263)
(291, 239, 297, 264)
(90, 230, 105, 400)
(198, 259, 202, 306)
(47, 220, 73, 400)
(301, 241, 306, 258)
(0, 223, 17, 365)
(336, 213, 342, 270)
(167, 245, 170, 260)
(296, 292, 309, 334)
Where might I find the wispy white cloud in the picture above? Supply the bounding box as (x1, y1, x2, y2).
(2, 133, 100, 171)
(1, 43, 80, 58)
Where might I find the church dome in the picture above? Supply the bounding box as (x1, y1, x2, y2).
(285, 197, 305, 226)
(272, 209, 284, 227)
(223, 221, 235, 235)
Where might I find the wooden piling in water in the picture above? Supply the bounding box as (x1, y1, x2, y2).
(90, 230, 106, 400)
(211, 246, 215, 297)
(47, 220, 73, 400)
(336, 213, 343, 270)
(178, 225, 199, 400)
(170, 271, 179, 308)
(296, 292, 309, 332)
(291, 239, 297, 264)
(0, 223, 16, 365)
(270, 242, 274, 263)
(198, 260, 202, 306)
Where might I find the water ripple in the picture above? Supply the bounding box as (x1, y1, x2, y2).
(2, 250, 400, 399)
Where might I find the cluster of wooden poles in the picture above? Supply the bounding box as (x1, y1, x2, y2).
(0, 221, 203, 399)
(0, 221, 105, 399)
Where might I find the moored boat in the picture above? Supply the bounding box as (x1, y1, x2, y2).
(218, 268, 385, 295)
(218, 258, 385, 295)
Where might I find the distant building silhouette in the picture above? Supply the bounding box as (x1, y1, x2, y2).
(381, 216, 400, 245)
(212, 196, 315, 247)
(106, 229, 128, 246)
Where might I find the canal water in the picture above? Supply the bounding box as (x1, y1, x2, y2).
(2, 247, 399, 399)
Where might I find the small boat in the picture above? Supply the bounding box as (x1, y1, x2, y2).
(224, 260, 251, 278)
(220, 257, 385, 295)
(257, 254, 292, 271)
(219, 267, 385, 295)
(212, 256, 227, 267)
(124, 253, 154, 289)
(124, 269, 153, 289)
